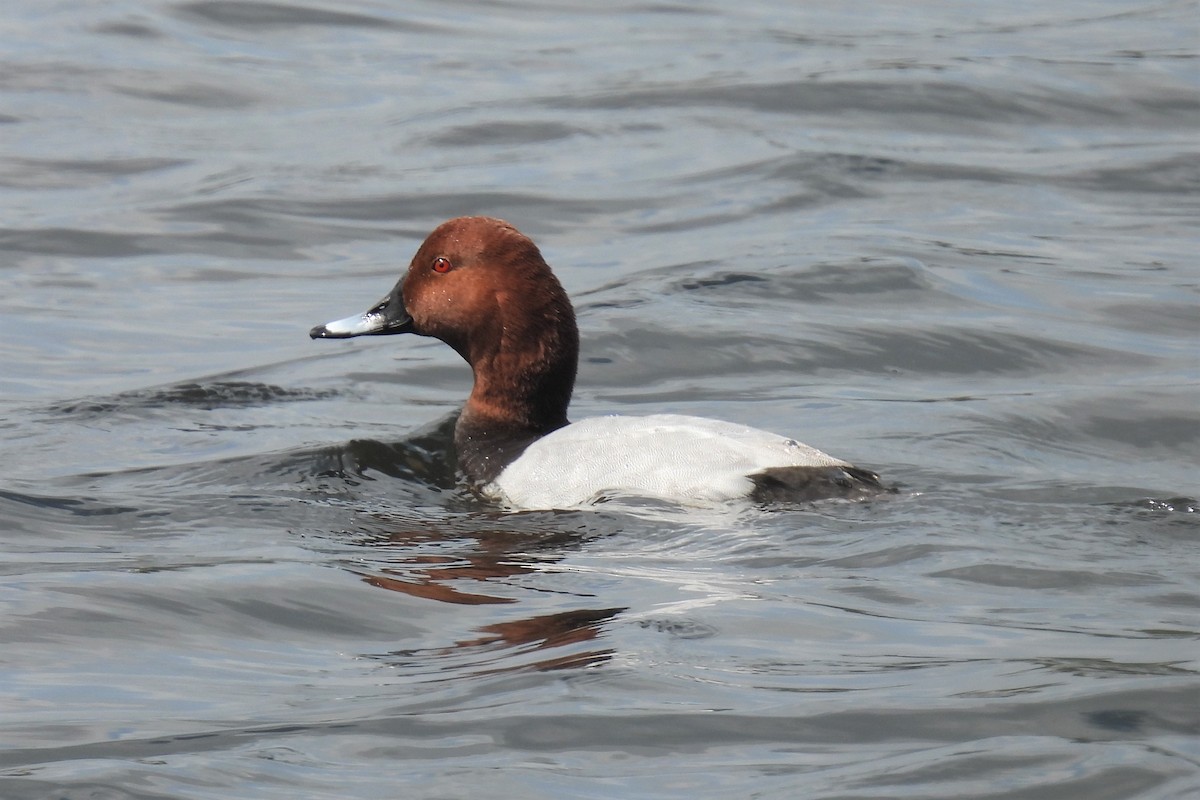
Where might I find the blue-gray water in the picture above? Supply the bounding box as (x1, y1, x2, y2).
(1, 1, 1197, 798)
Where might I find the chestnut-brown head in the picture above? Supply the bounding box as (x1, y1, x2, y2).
(311, 216, 580, 436)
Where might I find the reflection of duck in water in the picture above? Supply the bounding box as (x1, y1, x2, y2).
(312, 216, 890, 509)
(350, 523, 624, 673)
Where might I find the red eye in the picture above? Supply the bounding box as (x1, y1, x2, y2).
(432, 257, 453, 274)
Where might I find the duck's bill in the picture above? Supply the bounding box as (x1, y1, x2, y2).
(309, 293, 415, 339)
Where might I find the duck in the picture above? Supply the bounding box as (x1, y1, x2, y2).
(310, 216, 891, 509)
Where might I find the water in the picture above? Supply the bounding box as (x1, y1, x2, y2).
(1, 1, 1197, 797)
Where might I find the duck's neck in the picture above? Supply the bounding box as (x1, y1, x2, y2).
(454, 316, 578, 484)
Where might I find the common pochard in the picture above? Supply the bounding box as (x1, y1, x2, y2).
(311, 216, 890, 509)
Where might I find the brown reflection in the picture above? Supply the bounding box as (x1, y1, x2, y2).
(352, 525, 574, 605)
(350, 523, 625, 672)
(364, 569, 515, 605)
(464, 607, 626, 672)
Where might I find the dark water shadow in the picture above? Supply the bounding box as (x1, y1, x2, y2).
(46, 380, 337, 420)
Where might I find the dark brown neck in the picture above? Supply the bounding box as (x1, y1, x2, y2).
(453, 307, 578, 485)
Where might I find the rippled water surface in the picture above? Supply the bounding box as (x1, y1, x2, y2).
(1, 1, 1197, 798)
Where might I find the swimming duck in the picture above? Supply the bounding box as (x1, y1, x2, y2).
(311, 216, 889, 509)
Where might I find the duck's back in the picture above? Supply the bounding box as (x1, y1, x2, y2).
(488, 413, 880, 509)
